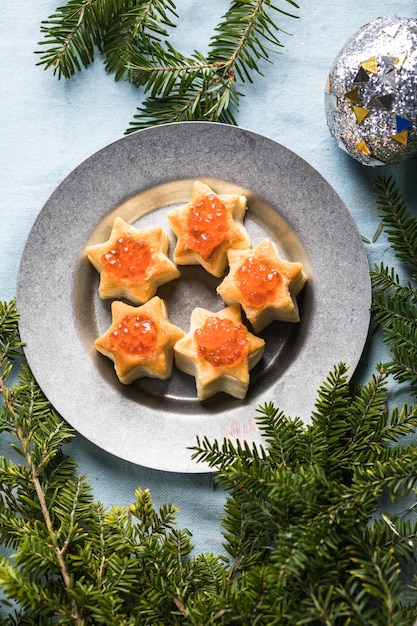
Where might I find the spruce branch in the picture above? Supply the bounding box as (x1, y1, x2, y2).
(373, 175, 417, 274)
(102, 0, 178, 81)
(127, 0, 299, 130)
(36, 0, 107, 79)
(192, 363, 417, 622)
(371, 176, 417, 396)
(36, 0, 299, 131)
(0, 300, 24, 387)
(36, 0, 178, 80)
(207, 0, 299, 82)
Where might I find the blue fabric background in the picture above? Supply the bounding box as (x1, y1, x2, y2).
(1, 1, 416, 557)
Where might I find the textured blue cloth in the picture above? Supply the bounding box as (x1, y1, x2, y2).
(1, 1, 416, 557)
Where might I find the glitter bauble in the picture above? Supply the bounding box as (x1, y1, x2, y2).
(325, 16, 417, 166)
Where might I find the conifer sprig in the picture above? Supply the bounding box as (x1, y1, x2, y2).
(191, 363, 417, 624)
(0, 309, 87, 623)
(373, 175, 417, 274)
(371, 176, 417, 396)
(102, 0, 178, 81)
(36, 0, 299, 131)
(127, 0, 299, 130)
(37, 0, 178, 80)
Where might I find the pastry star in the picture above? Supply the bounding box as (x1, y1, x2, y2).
(174, 305, 265, 401)
(167, 180, 251, 277)
(217, 239, 307, 332)
(95, 297, 185, 384)
(86, 216, 180, 304)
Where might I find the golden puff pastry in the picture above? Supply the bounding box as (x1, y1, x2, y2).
(174, 305, 264, 401)
(167, 180, 251, 278)
(217, 238, 307, 332)
(95, 297, 185, 384)
(86, 216, 180, 304)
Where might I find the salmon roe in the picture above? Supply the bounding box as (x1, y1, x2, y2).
(195, 317, 249, 367)
(187, 194, 228, 259)
(102, 236, 152, 280)
(110, 315, 158, 357)
(237, 257, 282, 308)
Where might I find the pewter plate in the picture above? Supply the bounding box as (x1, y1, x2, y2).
(17, 122, 371, 473)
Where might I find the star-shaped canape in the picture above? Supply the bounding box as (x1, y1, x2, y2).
(174, 305, 265, 401)
(217, 238, 307, 332)
(166, 180, 251, 277)
(95, 297, 185, 384)
(86, 216, 180, 304)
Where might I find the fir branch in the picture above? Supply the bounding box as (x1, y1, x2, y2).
(0, 311, 89, 622)
(371, 176, 417, 396)
(102, 0, 178, 81)
(127, 0, 299, 130)
(207, 0, 299, 82)
(36, 0, 299, 130)
(36, 0, 178, 80)
(192, 434, 267, 470)
(371, 264, 417, 307)
(0, 300, 24, 386)
(36, 0, 107, 79)
(371, 267, 417, 393)
(254, 401, 305, 468)
(373, 174, 417, 274)
(192, 363, 417, 622)
(125, 42, 242, 128)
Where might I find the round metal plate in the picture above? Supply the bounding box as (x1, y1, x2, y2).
(17, 122, 371, 472)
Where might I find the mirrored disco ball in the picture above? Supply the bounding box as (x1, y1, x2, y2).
(325, 16, 417, 165)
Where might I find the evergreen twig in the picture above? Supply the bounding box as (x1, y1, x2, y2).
(36, 0, 178, 80)
(36, 0, 299, 131)
(191, 363, 417, 624)
(371, 176, 417, 396)
(373, 175, 417, 274)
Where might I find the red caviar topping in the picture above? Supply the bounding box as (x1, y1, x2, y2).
(187, 194, 228, 259)
(195, 317, 249, 367)
(110, 315, 158, 357)
(102, 236, 152, 280)
(237, 257, 282, 308)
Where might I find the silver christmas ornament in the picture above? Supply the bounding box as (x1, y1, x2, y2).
(325, 16, 417, 166)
